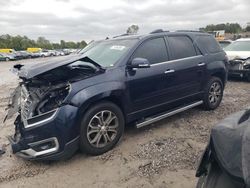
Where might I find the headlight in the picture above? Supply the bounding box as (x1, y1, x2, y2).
(36, 84, 70, 114)
(244, 58, 250, 69)
(244, 58, 250, 65)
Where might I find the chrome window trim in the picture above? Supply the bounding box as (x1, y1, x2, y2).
(150, 55, 203, 67)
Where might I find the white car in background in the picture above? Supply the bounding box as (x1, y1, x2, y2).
(224, 38, 250, 81)
(39, 50, 53, 57)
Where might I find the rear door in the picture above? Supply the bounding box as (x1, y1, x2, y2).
(164, 35, 206, 100)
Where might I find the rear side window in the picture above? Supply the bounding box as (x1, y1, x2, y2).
(132, 38, 168, 64)
(197, 35, 221, 53)
(168, 36, 197, 60)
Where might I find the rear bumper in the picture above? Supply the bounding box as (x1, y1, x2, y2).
(10, 104, 80, 160)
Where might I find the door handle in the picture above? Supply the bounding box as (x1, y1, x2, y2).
(164, 69, 175, 74)
(198, 62, 205, 66)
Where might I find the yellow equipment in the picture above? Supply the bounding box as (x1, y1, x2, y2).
(0, 49, 15, 53)
(27, 48, 42, 53)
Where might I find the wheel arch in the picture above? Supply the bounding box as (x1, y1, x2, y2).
(211, 71, 226, 87)
(69, 82, 127, 127)
(207, 61, 227, 87)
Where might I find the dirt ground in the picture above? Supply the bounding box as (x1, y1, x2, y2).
(0, 58, 250, 188)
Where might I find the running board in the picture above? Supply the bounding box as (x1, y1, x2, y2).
(136, 101, 203, 128)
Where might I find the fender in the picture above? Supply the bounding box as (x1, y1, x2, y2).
(207, 60, 228, 85)
(70, 81, 126, 113)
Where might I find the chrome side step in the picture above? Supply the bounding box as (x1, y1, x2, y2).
(136, 101, 203, 128)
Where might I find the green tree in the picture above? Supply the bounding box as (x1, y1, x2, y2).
(126, 25, 139, 34)
(37, 37, 52, 49)
(0, 34, 87, 50)
(202, 23, 242, 33)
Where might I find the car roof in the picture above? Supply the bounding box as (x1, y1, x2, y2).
(109, 30, 210, 41)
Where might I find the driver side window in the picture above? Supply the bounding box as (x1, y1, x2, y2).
(132, 37, 169, 64)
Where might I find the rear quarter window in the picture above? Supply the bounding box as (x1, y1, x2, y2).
(196, 35, 222, 53)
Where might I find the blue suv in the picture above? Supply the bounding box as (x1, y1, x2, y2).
(7, 30, 228, 160)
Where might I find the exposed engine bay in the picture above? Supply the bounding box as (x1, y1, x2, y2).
(20, 83, 70, 120)
(5, 57, 104, 122)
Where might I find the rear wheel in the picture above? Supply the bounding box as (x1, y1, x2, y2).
(79, 102, 124, 155)
(203, 77, 223, 110)
(5, 57, 10, 61)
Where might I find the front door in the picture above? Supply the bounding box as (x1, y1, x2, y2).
(126, 37, 171, 115)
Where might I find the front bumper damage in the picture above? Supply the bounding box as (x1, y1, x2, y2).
(228, 59, 250, 79)
(5, 55, 103, 160)
(8, 105, 80, 160)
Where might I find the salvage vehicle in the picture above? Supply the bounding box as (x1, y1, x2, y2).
(224, 38, 250, 81)
(16, 51, 33, 59)
(0, 53, 7, 61)
(6, 30, 228, 160)
(38, 49, 53, 57)
(196, 107, 250, 188)
(0, 52, 17, 61)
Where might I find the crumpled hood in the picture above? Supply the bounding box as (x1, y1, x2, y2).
(225, 51, 250, 60)
(17, 54, 85, 79)
(211, 108, 250, 185)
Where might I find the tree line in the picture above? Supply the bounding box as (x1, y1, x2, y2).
(0, 34, 87, 51)
(200, 23, 250, 33)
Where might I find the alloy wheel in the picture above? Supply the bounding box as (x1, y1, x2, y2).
(208, 82, 222, 105)
(87, 110, 119, 148)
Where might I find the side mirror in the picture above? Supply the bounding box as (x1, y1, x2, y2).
(129, 58, 150, 69)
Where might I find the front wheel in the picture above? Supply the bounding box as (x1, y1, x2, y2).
(203, 77, 223, 110)
(79, 101, 124, 155)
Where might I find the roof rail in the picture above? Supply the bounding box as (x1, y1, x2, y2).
(150, 29, 164, 34)
(113, 33, 134, 38)
(176, 30, 205, 33)
(149, 29, 169, 34)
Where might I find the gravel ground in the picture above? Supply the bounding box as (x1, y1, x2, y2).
(0, 58, 250, 188)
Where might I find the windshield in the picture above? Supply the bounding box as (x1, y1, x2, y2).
(79, 39, 138, 67)
(224, 41, 250, 51)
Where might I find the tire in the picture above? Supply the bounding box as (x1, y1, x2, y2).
(5, 57, 10, 61)
(203, 77, 223, 110)
(79, 101, 124, 155)
(196, 162, 238, 188)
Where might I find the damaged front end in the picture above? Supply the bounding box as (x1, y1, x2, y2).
(6, 56, 104, 160)
(19, 81, 70, 128)
(228, 58, 250, 80)
(6, 79, 73, 160)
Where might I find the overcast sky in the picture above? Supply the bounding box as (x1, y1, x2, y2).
(0, 0, 249, 42)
